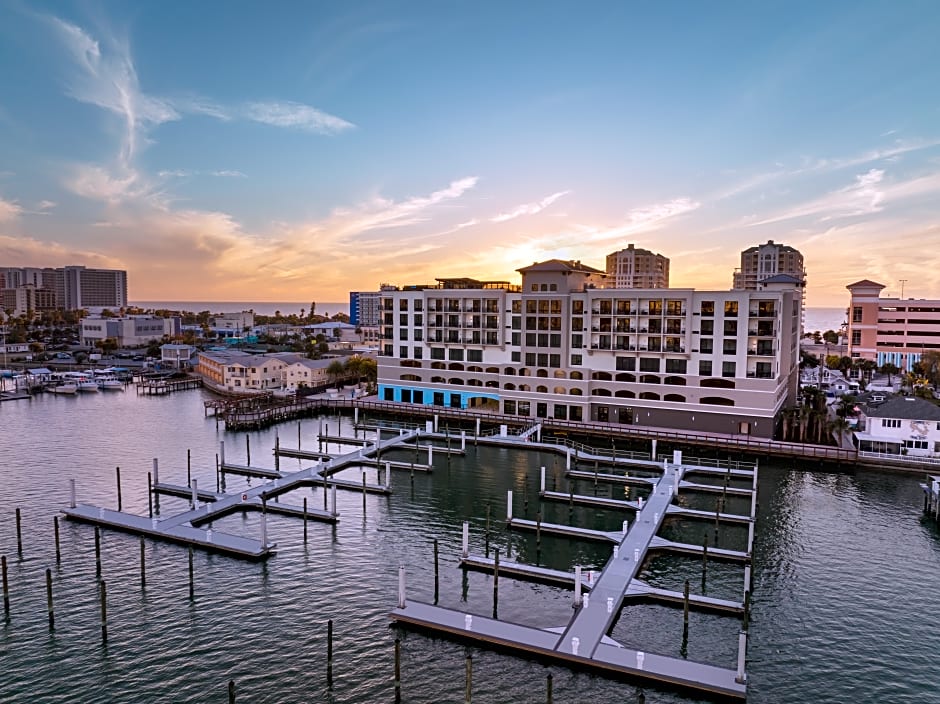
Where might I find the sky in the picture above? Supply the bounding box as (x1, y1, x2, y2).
(0, 1, 939, 306)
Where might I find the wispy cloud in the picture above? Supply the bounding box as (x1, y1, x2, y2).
(0, 196, 23, 222)
(491, 190, 570, 223)
(158, 169, 247, 179)
(243, 101, 354, 135)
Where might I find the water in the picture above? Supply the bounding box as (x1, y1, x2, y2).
(0, 391, 937, 703)
(804, 307, 846, 334)
(129, 301, 350, 317)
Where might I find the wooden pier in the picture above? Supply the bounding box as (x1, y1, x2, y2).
(392, 451, 756, 700)
(136, 376, 202, 395)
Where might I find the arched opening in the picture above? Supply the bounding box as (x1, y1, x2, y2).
(400, 360, 421, 368)
(640, 374, 661, 384)
(486, 367, 500, 374)
(639, 391, 660, 400)
(569, 388, 583, 396)
(664, 393, 685, 402)
(615, 390, 636, 398)
(467, 365, 483, 373)
(431, 376, 446, 383)
(664, 376, 687, 386)
(615, 373, 636, 383)
(485, 380, 499, 388)
(536, 369, 549, 378)
(399, 374, 421, 382)
(553, 370, 567, 379)
(449, 362, 465, 371)
(536, 385, 548, 393)
(553, 386, 566, 394)
(504, 382, 516, 390)
(518, 384, 531, 392)
(701, 396, 735, 406)
(448, 377, 465, 385)
(701, 378, 735, 389)
(504, 367, 516, 375)
(570, 371, 584, 380)
(431, 362, 445, 370)
(467, 379, 483, 387)
(591, 388, 612, 396)
(519, 368, 531, 377)
(592, 371, 613, 381)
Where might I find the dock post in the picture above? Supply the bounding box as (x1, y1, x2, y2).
(331, 484, 337, 517)
(506, 490, 513, 521)
(385, 462, 391, 489)
(743, 589, 750, 630)
(546, 673, 553, 703)
(216, 454, 221, 493)
(16, 508, 22, 557)
(261, 496, 268, 547)
(275, 435, 280, 474)
(461, 430, 466, 451)
(398, 565, 406, 608)
(187, 449, 191, 487)
(228, 680, 235, 704)
(574, 565, 582, 608)
(188, 546, 194, 599)
(465, 654, 472, 704)
(701, 534, 708, 584)
(433, 538, 439, 604)
(69, 478, 76, 509)
(566, 449, 571, 470)
(303, 498, 308, 543)
(219, 441, 225, 470)
(523, 482, 528, 515)
(744, 564, 752, 594)
(536, 513, 542, 557)
(99, 579, 108, 643)
(94, 527, 102, 577)
(1, 555, 8, 616)
(46, 568, 54, 631)
(651, 438, 657, 461)
(327, 618, 334, 687)
(434, 414, 439, 432)
(683, 579, 690, 637)
(147, 471, 153, 517)
(485, 504, 491, 558)
(152, 459, 160, 514)
(462, 521, 469, 558)
(394, 638, 402, 703)
(140, 537, 146, 588)
(540, 466, 546, 493)
(362, 471, 367, 513)
(735, 630, 747, 683)
(492, 547, 500, 619)
(115, 467, 122, 511)
(475, 417, 480, 443)
(354, 407, 359, 426)
(52, 516, 61, 563)
(428, 444, 433, 465)
(246, 435, 251, 466)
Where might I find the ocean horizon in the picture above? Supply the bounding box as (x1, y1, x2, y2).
(130, 300, 351, 317)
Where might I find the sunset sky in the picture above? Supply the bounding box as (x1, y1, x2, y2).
(1, 1, 939, 306)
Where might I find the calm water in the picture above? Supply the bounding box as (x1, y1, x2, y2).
(0, 391, 937, 703)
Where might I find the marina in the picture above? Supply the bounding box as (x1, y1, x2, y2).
(0, 389, 937, 703)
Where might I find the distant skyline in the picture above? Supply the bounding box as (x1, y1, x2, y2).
(1, 1, 939, 306)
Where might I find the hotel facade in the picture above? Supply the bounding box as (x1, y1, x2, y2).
(845, 279, 940, 371)
(377, 259, 802, 438)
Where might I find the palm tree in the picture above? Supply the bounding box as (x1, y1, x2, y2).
(326, 359, 345, 387)
(879, 363, 900, 386)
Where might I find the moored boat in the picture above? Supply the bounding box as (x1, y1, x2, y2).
(49, 383, 78, 394)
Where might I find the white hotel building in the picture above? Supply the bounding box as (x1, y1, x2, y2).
(377, 259, 802, 438)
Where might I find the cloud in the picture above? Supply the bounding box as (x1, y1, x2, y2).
(158, 169, 246, 178)
(0, 197, 23, 222)
(491, 190, 570, 223)
(67, 164, 147, 204)
(37, 200, 57, 211)
(243, 101, 355, 134)
(210, 170, 247, 178)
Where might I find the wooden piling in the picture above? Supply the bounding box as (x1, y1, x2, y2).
(743, 589, 750, 631)
(99, 579, 108, 643)
(94, 526, 102, 577)
(275, 435, 280, 474)
(701, 534, 708, 584)
(547, 673, 553, 704)
(485, 503, 491, 558)
(303, 497, 308, 543)
(140, 537, 146, 588)
(465, 654, 472, 704)
(433, 539, 439, 605)
(115, 467, 122, 511)
(45, 568, 54, 631)
(228, 680, 235, 704)
(493, 547, 500, 619)
(187, 448, 192, 488)
(362, 472, 367, 513)
(683, 579, 690, 636)
(327, 618, 334, 686)
(188, 546, 194, 600)
(394, 637, 402, 703)
(246, 435, 251, 466)
(16, 508, 23, 557)
(147, 471, 153, 518)
(54, 516, 61, 563)
(1, 555, 8, 616)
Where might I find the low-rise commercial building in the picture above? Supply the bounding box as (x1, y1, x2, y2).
(80, 315, 180, 347)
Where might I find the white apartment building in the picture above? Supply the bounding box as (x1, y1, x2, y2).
(854, 393, 940, 457)
(378, 259, 802, 438)
(732, 240, 806, 291)
(80, 315, 180, 347)
(194, 350, 288, 393)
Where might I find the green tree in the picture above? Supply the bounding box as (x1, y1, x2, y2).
(326, 359, 345, 386)
(878, 362, 900, 385)
(918, 350, 940, 386)
(822, 330, 839, 344)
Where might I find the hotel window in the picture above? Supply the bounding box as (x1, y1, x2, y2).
(467, 350, 483, 362)
(665, 359, 687, 374)
(400, 313, 408, 326)
(700, 320, 714, 335)
(512, 300, 522, 314)
(448, 349, 464, 361)
(399, 346, 408, 358)
(722, 361, 736, 378)
(723, 320, 737, 336)
(430, 348, 445, 360)
(571, 354, 582, 366)
(639, 358, 659, 373)
(723, 339, 737, 354)
(852, 306, 863, 323)
(699, 360, 712, 376)
(572, 300, 584, 314)
(616, 357, 636, 371)
(400, 299, 409, 311)
(851, 330, 861, 345)
(413, 347, 423, 359)
(700, 339, 713, 354)
(414, 329, 423, 341)
(724, 301, 739, 316)
(399, 329, 408, 341)
(700, 301, 715, 317)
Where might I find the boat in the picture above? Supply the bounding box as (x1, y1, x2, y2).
(49, 383, 78, 395)
(98, 378, 125, 391)
(77, 379, 99, 393)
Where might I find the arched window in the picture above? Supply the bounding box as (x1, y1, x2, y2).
(486, 367, 500, 374)
(431, 362, 446, 370)
(518, 384, 531, 392)
(431, 376, 446, 383)
(467, 379, 483, 387)
(701, 378, 735, 389)
(519, 368, 531, 377)
(553, 386, 566, 394)
(615, 373, 636, 383)
(664, 393, 685, 402)
(591, 388, 612, 396)
(536, 385, 548, 393)
(536, 369, 549, 378)
(553, 370, 567, 379)
(504, 382, 516, 390)
(664, 376, 687, 386)
(399, 374, 421, 382)
(701, 396, 735, 406)
(467, 365, 483, 373)
(639, 391, 660, 400)
(448, 377, 465, 385)
(615, 390, 636, 398)
(449, 362, 465, 371)
(485, 380, 499, 388)
(592, 371, 612, 381)
(640, 375, 660, 384)
(569, 388, 583, 396)
(570, 371, 584, 380)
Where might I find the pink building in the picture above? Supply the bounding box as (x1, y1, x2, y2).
(846, 280, 940, 371)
